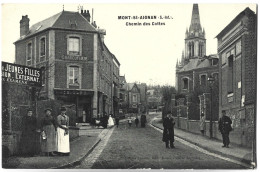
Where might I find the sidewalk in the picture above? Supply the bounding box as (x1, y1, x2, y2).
(151, 117, 254, 166)
(3, 128, 108, 169)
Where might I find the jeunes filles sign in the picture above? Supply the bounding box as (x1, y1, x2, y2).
(2, 62, 42, 87)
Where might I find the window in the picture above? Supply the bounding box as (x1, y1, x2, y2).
(69, 66, 79, 85)
(227, 55, 234, 93)
(183, 78, 188, 90)
(27, 43, 32, 66)
(39, 37, 46, 62)
(200, 75, 207, 86)
(133, 94, 137, 102)
(40, 37, 46, 57)
(68, 37, 80, 55)
(236, 40, 241, 55)
(212, 73, 219, 81)
(199, 42, 203, 57)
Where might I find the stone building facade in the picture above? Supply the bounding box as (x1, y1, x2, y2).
(14, 9, 120, 124)
(216, 7, 256, 147)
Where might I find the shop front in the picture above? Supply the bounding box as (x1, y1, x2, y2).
(54, 89, 94, 123)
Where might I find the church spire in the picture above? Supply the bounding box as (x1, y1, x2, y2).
(189, 4, 202, 33)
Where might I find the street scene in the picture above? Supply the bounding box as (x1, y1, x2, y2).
(1, 3, 257, 170)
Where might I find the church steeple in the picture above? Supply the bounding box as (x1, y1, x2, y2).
(184, 4, 206, 59)
(189, 4, 202, 33)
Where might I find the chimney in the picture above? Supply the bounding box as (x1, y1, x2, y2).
(92, 21, 97, 28)
(81, 9, 91, 22)
(20, 15, 30, 37)
(98, 28, 106, 42)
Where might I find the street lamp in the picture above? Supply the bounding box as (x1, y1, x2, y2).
(207, 75, 215, 139)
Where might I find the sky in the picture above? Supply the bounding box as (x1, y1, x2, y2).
(1, 2, 257, 86)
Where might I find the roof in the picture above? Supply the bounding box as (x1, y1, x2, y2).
(119, 76, 126, 84)
(216, 7, 255, 38)
(15, 10, 97, 43)
(179, 55, 218, 72)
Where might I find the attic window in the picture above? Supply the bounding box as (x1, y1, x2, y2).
(36, 25, 42, 31)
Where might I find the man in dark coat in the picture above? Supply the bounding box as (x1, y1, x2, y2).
(218, 110, 232, 148)
(115, 116, 120, 128)
(140, 114, 147, 127)
(162, 113, 175, 148)
(102, 113, 108, 128)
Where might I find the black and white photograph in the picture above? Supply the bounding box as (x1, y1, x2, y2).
(1, 1, 257, 170)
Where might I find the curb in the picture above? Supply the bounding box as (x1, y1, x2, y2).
(150, 122, 254, 167)
(51, 138, 101, 169)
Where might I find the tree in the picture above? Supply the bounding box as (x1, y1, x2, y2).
(160, 85, 176, 119)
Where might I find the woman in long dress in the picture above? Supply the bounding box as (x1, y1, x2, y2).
(108, 115, 114, 127)
(20, 109, 37, 156)
(56, 106, 70, 156)
(41, 108, 57, 156)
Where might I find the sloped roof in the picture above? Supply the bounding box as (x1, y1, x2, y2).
(216, 7, 255, 39)
(127, 83, 135, 91)
(179, 56, 218, 72)
(119, 76, 126, 84)
(16, 10, 97, 42)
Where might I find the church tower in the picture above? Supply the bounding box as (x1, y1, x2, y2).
(184, 4, 206, 59)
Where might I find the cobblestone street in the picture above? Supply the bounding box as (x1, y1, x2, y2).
(75, 115, 246, 169)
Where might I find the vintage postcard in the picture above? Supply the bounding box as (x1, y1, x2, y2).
(1, 2, 257, 169)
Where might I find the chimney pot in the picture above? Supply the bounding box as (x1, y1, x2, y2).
(81, 9, 83, 14)
(84, 10, 86, 13)
(20, 15, 30, 37)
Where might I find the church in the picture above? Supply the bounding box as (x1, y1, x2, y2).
(174, 4, 219, 123)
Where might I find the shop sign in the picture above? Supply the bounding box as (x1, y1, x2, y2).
(2, 61, 42, 87)
(61, 55, 88, 61)
(54, 89, 93, 96)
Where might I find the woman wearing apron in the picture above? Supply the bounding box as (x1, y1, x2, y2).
(56, 106, 70, 156)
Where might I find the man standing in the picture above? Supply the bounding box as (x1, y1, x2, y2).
(200, 112, 206, 135)
(162, 113, 175, 149)
(218, 110, 232, 148)
(140, 113, 147, 127)
(115, 116, 120, 128)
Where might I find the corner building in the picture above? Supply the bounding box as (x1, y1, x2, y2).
(14, 10, 120, 123)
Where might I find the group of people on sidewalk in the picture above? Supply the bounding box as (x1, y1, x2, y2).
(20, 106, 70, 157)
(95, 113, 116, 128)
(162, 110, 233, 149)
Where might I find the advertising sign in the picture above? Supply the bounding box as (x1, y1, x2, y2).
(2, 61, 42, 87)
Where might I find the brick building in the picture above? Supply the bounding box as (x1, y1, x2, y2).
(216, 7, 256, 147)
(175, 4, 219, 121)
(14, 9, 120, 124)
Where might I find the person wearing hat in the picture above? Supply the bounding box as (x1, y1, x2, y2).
(56, 106, 70, 155)
(41, 108, 57, 156)
(162, 112, 175, 149)
(20, 108, 37, 156)
(218, 110, 232, 148)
